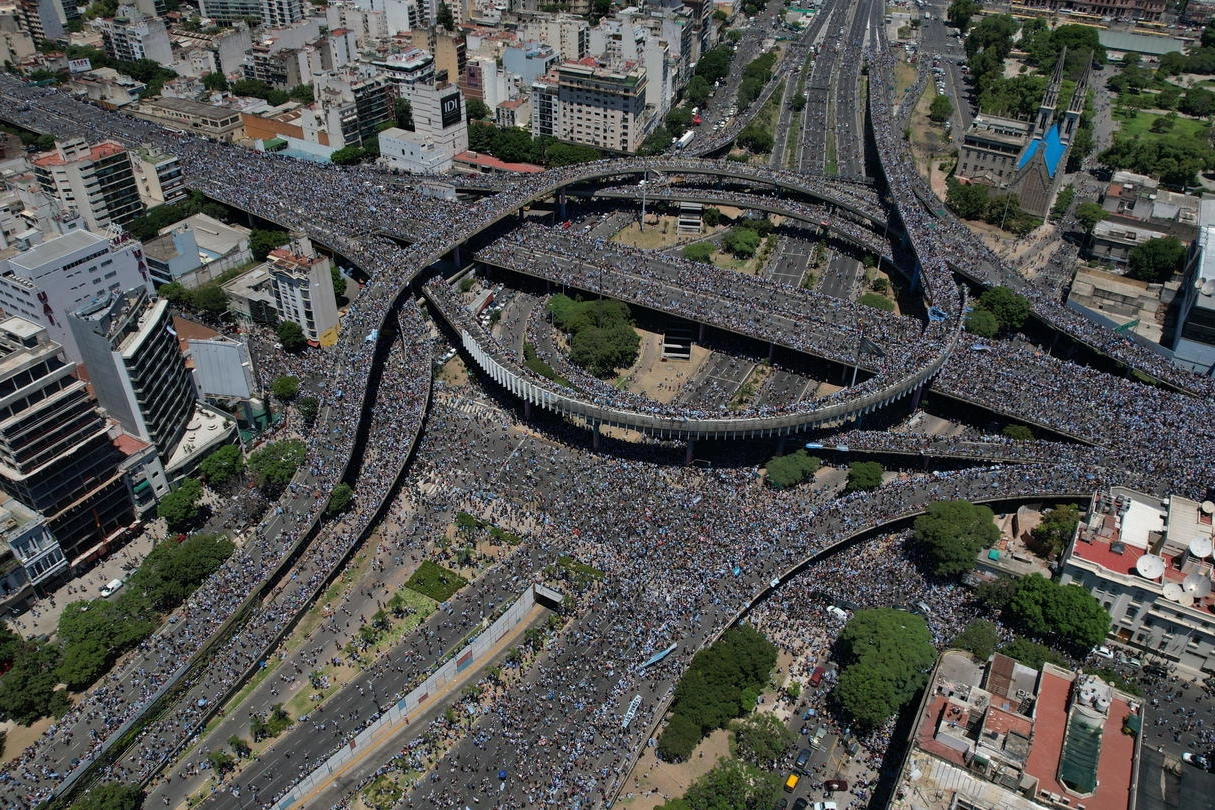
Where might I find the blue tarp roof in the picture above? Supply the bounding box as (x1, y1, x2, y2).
(1017, 124, 1067, 177)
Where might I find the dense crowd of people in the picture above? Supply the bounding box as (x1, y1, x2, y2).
(0, 12, 1209, 807)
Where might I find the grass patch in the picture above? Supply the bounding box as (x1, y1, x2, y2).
(1115, 111, 1209, 140)
(404, 560, 468, 602)
(894, 59, 919, 98)
(547, 555, 605, 589)
(523, 341, 571, 387)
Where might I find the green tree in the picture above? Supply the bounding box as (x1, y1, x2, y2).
(1002, 424, 1034, 441)
(1006, 574, 1110, 653)
(326, 482, 354, 515)
(68, 784, 145, 810)
(331, 266, 347, 300)
(1074, 201, 1108, 233)
(965, 15, 1019, 62)
(1180, 87, 1215, 117)
(229, 735, 252, 758)
(289, 84, 314, 104)
(764, 450, 820, 488)
(695, 45, 733, 85)
(975, 575, 1020, 611)
(199, 444, 245, 485)
(722, 227, 761, 258)
(297, 396, 319, 426)
(436, 1, 455, 30)
(544, 142, 600, 167)
(946, 178, 991, 219)
(201, 72, 228, 92)
(686, 75, 711, 107)
(789, 92, 808, 112)
(276, 320, 307, 352)
(465, 97, 491, 121)
(913, 500, 999, 579)
(248, 439, 307, 489)
(157, 478, 204, 532)
(998, 636, 1069, 669)
(682, 757, 781, 810)
(271, 374, 300, 400)
(682, 242, 715, 263)
(965, 306, 999, 338)
(657, 712, 701, 762)
(978, 286, 1031, 332)
(1127, 236, 1186, 283)
(1030, 503, 1082, 558)
(952, 619, 1001, 660)
(835, 608, 935, 728)
(844, 461, 883, 492)
(702, 207, 722, 227)
(929, 94, 953, 123)
(394, 97, 413, 130)
(737, 122, 774, 153)
(946, 0, 979, 32)
(330, 145, 368, 165)
(192, 284, 228, 319)
(208, 750, 235, 774)
(250, 228, 289, 260)
(732, 712, 797, 767)
(0, 640, 68, 724)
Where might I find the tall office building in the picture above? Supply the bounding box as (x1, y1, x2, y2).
(0, 316, 133, 567)
(556, 58, 648, 153)
(199, 0, 301, 27)
(0, 229, 153, 365)
(91, 6, 173, 66)
(68, 287, 196, 461)
(32, 139, 144, 230)
(267, 238, 339, 344)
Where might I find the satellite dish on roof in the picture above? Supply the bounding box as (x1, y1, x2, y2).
(1191, 538, 1214, 559)
(1203, 280, 1215, 296)
(1164, 582, 1185, 601)
(1183, 573, 1212, 598)
(1203, 501, 1215, 515)
(1136, 554, 1166, 579)
(1181, 593, 1196, 607)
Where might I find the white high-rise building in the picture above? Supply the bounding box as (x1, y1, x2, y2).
(267, 236, 339, 344)
(0, 229, 152, 365)
(32, 139, 144, 230)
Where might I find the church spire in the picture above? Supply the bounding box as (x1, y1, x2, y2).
(1062, 51, 1092, 144)
(1034, 46, 1067, 137)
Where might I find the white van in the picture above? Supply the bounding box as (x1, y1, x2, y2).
(100, 578, 124, 598)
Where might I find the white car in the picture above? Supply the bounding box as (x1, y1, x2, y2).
(1183, 752, 1211, 770)
(1092, 646, 1115, 659)
(100, 578, 124, 598)
(812, 803, 839, 810)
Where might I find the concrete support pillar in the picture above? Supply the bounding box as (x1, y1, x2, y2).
(452, 243, 462, 266)
(911, 381, 925, 412)
(776, 436, 786, 456)
(685, 439, 695, 465)
(592, 423, 602, 451)
(523, 400, 532, 420)
(698, 323, 706, 343)
(768, 342, 775, 362)
(559, 192, 567, 220)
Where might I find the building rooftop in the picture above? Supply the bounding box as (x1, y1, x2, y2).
(7, 229, 108, 270)
(32, 140, 126, 168)
(895, 650, 1138, 810)
(1017, 124, 1066, 178)
(454, 150, 545, 173)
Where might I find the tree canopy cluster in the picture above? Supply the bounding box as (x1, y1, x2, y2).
(655, 757, 781, 810)
(547, 294, 640, 376)
(199, 445, 246, 486)
(1029, 503, 1082, 559)
(1098, 136, 1214, 190)
(845, 461, 884, 492)
(6, 532, 237, 710)
(248, 439, 307, 491)
(1127, 236, 1187, 283)
(731, 712, 797, 768)
(946, 179, 1041, 236)
(965, 286, 1031, 338)
(657, 625, 777, 762)
(53, 44, 176, 95)
(951, 619, 1001, 661)
(467, 122, 601, 167)
(123, 191, 230, 242)
(1005, 573, 1110, 654)
(1157, 23, 1215, 77)
(738, 51, 777, 109)
(230, 79, 314, 108)
(68, 784, 144, 810)
(834, 608, 936, 728)
(912, 500, 1000, 579)
(157, 477, 205, 532)
(764, 450, 821, 488)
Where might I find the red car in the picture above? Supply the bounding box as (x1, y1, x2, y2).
(824, 779, 848, 793)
